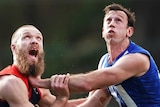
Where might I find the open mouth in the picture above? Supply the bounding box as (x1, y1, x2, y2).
(29, 50, 38, 57)
(108, 30, 115, 33)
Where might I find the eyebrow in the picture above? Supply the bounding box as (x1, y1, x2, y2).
(22, 32, 42, 36)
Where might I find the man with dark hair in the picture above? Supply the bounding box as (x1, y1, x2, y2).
(29, 3, 160, 107)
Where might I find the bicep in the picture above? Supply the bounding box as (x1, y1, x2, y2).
(88, 53, 150, 88)
(112, 53, 150, 80)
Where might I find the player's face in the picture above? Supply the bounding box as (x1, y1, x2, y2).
(14, 26, 44, 76)
(102, 10, 130, 45)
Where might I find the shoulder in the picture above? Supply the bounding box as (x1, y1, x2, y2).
(116, 53, 150, 76)
(0, 75, 28, 100)
(0, 75, 24, 87)
(104, 53, 150, 83)
(123, 52, 149, 62)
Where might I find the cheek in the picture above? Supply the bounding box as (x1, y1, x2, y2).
(118, 28, 127, 37)
(16, 43, 28, 53)
(102, 29, 108, 38)
(17, 40, 27, 48)
(39, 43, 44, 51)
(102, 31, 105, 38)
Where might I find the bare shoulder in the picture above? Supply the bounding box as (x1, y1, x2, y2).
(0, 75, 28, 101)
(120, 53, 149, 64)
(115, 53, 150, 76)
(124, 53, 149, 68)
(0, 75, 17, 99)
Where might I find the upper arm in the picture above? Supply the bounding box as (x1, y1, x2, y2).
(0, 75, 34, 107)
(86, 53, 150, 89)
(69, 53, 150, 92)
(112, 53, 150, 80)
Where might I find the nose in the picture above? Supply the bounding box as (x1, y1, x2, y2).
(108, 20, 115, 27)
(31, 37, 38, 44)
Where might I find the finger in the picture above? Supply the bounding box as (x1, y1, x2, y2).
(51, 75, 58, 88)
(58, 74, 65, 85)
(53, 75, 65, 88)
(63, 73, 70, 85)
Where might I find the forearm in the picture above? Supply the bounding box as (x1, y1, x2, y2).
(69, 70, 108, 93)
(66, 98, 87, 107)
(29, 75, 88, 93)
(51, 97, 68, 107)
(69, 73, 92, 93)
(29, 76, 51, 89)
(29, 69, 109, 93)
(78, 89, 111, 107)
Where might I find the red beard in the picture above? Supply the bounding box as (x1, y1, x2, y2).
(15, 48, 45, 77)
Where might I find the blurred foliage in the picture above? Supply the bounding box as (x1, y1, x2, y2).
(0, 0, 160, 106)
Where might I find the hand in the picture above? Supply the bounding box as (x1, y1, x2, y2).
(50, 73, 70, 101)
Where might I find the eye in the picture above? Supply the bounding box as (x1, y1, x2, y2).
(115, 18, 122, 22)
(24, 35, 30, 39)
(106, 18, 112, 23)
(36, 36, 42, 41)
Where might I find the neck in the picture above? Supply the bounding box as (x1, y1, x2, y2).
(107, 39, 130, 63)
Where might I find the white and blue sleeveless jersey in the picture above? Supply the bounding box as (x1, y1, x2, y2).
(98, 41, 160, 107)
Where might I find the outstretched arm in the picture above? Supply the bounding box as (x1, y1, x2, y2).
(68, 53, 149, 92)
(29, 76, 51, 89)
(29, 53, 149, 93)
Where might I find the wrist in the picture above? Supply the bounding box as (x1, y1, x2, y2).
(55, 96, 69, 106)
(56, 96, 69, 102)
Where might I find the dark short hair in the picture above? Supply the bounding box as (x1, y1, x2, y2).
(103, 3, 136, 27)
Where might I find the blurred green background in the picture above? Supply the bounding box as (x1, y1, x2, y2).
(0, 0, 159, 106)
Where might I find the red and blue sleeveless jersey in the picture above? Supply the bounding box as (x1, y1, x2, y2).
(98, 41, 160, 107)
(0, 65, 42, 107)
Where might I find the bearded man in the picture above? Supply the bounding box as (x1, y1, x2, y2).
(0, 25, 70, 107)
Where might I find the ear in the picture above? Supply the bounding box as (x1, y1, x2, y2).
(102, 27, 104, 32)
(102, 27, 104, 38)
(10, 44, 16, 53)
(127, 27, 134, 38)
